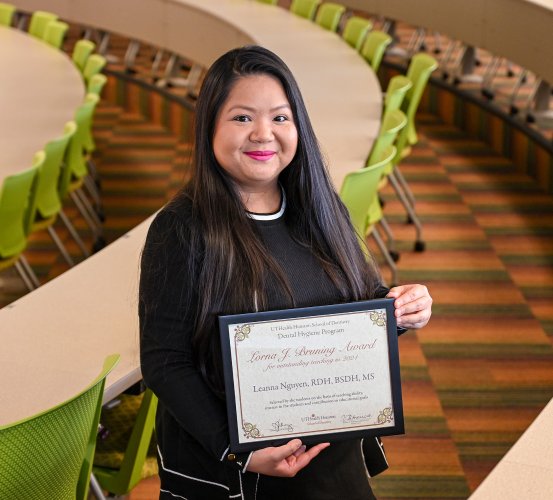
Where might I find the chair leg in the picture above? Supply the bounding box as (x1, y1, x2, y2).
(391, 166, 417, 208)
(59, 210, 91, 257)
(388, 173, 425, 252)
(371, 225, 398, 286)
(14, 260, 36, 292)
(83, 174, 105, 218)
(378, 216, 400, 262)
(89, 473, 108, 500)
(70, 190, 102, 238)
(19, 255, 41, 288)
(47, 226, 75, 267)
(76, 188, 104, 230)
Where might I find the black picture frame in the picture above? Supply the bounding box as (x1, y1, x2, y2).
(219, 298, 404, 453)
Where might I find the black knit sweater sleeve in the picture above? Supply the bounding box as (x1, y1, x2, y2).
(138, 206, 231, 462)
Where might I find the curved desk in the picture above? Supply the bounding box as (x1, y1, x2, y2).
(0, 26, 84, 180)
(0, 1, 382, 425)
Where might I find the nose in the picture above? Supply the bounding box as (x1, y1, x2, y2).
(250, 118, 273, 143)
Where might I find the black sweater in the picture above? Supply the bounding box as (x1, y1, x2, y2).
(139, 196, 390, 500)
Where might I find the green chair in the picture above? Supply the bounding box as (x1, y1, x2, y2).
(72, 39, 96, 74)
(60, 94, 105, 249)
(0, 2, 16, 26)
(43, 20, 69, 49)
(83, 54, 107, 85)
(342, 15, 372, 51)
(290, 0, 320, 20)
(256, 0, 278, 4)
(340, 145, 399, 285)
(27, 10, 57, 39)
(29, 121, 92, 266)
(367, 110, 407, 262)
(0, 354, 119, 500)
(314, 2, 345, 32)
(93, 389, 158, 496)
(402, 53, 438, 147)
(380, 53, 437, 253)
(360, 30, 392, 73)
(87, 73, 108, 97)
(383, 75, 412, 120)
(0, 153, 42, 291)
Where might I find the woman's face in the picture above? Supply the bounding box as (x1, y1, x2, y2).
(212, 74, 298, 196)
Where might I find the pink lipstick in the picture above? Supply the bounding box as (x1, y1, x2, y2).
(244, 150, 276, 161)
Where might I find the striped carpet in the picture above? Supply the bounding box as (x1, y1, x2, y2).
(371, 113, 553, 498)
(2, 83, 553, 499)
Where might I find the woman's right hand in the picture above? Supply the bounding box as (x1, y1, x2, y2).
(246, 439, 330, 477)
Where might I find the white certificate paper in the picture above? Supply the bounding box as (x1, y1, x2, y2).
(219, 299, 404, 452)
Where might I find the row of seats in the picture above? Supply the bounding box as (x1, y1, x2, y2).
(340, 53, 437, 285)
(1, 10, 159, 500)
(0, 7, 109, 293)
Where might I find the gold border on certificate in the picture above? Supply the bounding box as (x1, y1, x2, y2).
(219, 299, 404, 453)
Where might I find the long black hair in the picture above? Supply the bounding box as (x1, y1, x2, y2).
(184, 45, 381, 395)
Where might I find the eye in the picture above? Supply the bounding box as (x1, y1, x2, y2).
(232, 115, 251, 123)
(273, 115, 289, 123)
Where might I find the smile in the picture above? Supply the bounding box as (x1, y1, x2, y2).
(244, 151, 276, 161)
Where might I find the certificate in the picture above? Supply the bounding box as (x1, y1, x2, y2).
(219, 299, 404, 453)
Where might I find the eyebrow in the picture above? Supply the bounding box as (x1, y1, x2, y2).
(227, 104, 291, 113)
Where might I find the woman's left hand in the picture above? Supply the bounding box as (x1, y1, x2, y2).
(386, 284, 432, 330)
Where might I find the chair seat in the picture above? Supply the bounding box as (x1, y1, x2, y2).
(31, 214, 57, 232)
(0, 254, 20, 271)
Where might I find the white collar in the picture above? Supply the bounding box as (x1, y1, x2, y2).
(247, 189, 286, 221)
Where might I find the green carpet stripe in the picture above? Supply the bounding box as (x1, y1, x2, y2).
(437, 390, 553, 407)
(470, 205, 553, 214)
(431, 303, 532, 316)
(397, 241, 492, 251)
(457, 183, 541, 192)
(399, 270, 511, 281)
(484, 227, 553, 236)
(501, 255, 553, 265)
(423, 343, 553, 358)
(371, 476, 471, 498)
(404, 417, 451, 435)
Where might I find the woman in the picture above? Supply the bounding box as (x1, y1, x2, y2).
(140, 45, 432, 500)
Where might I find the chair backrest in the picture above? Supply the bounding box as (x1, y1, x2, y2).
(72, 39, 96, 74)
(32, 121, 76, 222)
(402, 53, 438, 145)
(290, 0, 320, 20)
(59, 94, 100, 199)
(0, 2, 16, 26)
(87, 73, 108, 97)
(28, 10, 57, 39)
(314, 2, 345, 32)
(367, 109, 407, 167)
(340, 145, 396, 238)
(0, 354, 119, 500)
(342, 15, 372, 51)
(93, 389, 159, 495)
(43, 20, 69, 49)
(360, 30, 392, 73)
(383, 75, 412, 119)
(83, 54, 107, 84)
(80, 92, 100, 153)
(0, 153, 42, 258)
